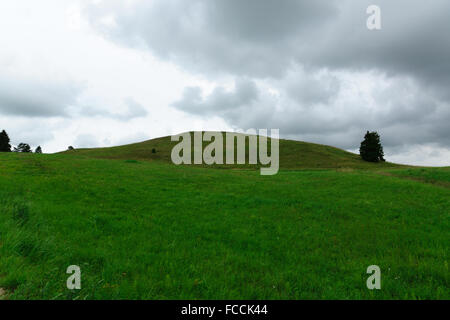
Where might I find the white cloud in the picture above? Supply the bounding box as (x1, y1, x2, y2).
(0, 0, 225, 153)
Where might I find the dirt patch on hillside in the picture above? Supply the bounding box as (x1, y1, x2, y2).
(0, 288, 7, 299)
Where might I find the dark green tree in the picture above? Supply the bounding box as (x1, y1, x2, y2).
(359, 131, 385, 162)
(35, 146, 42, 154)
(0, 130, 11, 152)
(14, 143, 32, 153)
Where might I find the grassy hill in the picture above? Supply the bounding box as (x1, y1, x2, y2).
(65, 131, 402, 170)
(0, 133, 448, 300)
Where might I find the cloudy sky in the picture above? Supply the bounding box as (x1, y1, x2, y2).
(0, 0, 449, 165)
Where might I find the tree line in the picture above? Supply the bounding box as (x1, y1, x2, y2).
(0, 130, 42, 153)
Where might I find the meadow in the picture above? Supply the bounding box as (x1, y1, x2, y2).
(0, 133, 448, 299)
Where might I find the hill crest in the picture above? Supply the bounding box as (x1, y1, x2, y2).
(64, 131, 401, 170)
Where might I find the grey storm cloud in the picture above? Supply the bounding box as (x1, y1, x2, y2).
(86, 0, 450, 154)
(0, 74, 82, 117)
(86, 0, 450, 83)
(172, 74, 450, 150)
(0, 72, 147, 121)
(282, 69, 341, 106)
(172, 79, 258, 116)
(86, 0, 336, 78)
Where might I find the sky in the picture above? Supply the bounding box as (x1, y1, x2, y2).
(0, 0, 449, 166)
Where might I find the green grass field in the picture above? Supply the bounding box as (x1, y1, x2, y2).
(0, 133, 448, 299)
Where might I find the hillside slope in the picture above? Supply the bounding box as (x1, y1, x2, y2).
(0, 152, 448, 299)
(65, 131, 402, 170)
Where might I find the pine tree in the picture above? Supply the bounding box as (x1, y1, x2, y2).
(35, 146, 42, 154)
(360, 131, 385, 162)
(0, 130, 12, 152)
